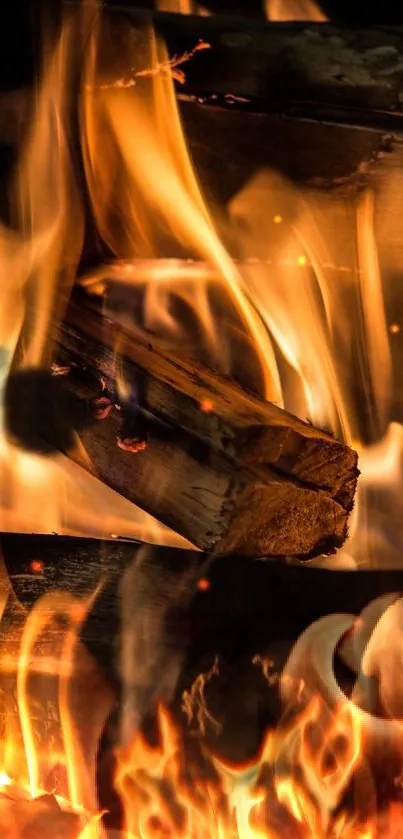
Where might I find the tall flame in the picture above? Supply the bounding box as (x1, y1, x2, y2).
(113, 693, 374, 838)
(0, 573, 112, 837)
(3, 571, 403, 838)
(81, 16, 281, 402)
(0, 6, 188, 548)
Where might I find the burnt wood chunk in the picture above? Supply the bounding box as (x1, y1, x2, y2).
(39, 294, 358, 560)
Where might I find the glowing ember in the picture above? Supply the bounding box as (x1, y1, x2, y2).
(199, 398, 214, 413)
(196, 577, 211, 591)
(29, 560, 44, 575)
(116, 437, 148, 454)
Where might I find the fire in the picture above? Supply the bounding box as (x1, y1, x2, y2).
(0, 554, 388, 839)
(0, 6, 189, 549)
(80, 12, 281, 404)
(0, 560, 112, 837)
(114, 695, 377, 839)
(0, 0, 403, 835)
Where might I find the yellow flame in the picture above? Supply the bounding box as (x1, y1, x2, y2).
(0, 4, 189, 547)
(0, 575, 111, 836)
(81, 19, 281, 403)
(15, 587, 111, 819)
(7, 14, 84, 369)
(114, 697, 374, 839)
(356, 191, 392, 437)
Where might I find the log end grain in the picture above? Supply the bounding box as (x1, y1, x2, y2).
(215, 474, 349, 558)
(240, 423, 359, 511)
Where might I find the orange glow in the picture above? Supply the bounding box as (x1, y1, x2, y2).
(266, 0, 328, 21)
(29, 559, 44, 574)
(156, 0, 211, 14)
(200, 398, 214, 413)
(0, 579, 112, 837)
(158, 0, 196, 12)
(114, 697, 379, 839)
(197, 576, 210, 590)
(80, 14, 282, 405)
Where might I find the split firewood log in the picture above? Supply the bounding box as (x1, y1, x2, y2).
(5, 293, 358, 559)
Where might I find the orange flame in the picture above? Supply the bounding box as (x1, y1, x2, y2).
(80, 15, 281, 403)
(0, 5, 190, 548)
(0, 573, 112, 837)
(266, 0, 328, 21)
(114, 698, 377, 839)
(0, 565, 402, 838)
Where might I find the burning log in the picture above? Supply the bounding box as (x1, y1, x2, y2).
(0, 296, 358, 558)
(1, 13, 403, 158)
(1, 531, 401, 661)
(5, 533, 403, 744)
(58, 296, 358, 558)
(17, 10, 403, 131)
(3, 295, 359, 560)
(4, 532, 403, 838)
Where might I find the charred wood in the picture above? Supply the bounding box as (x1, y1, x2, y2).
(98, 9, 403, 131)
(6, 531, 403, 657)
(4, 531, 403, 778)
(3, 531, 403, 666)
(2, 15, 403, 146)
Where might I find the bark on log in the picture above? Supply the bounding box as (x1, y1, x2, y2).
(5, 293, 358, 560)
